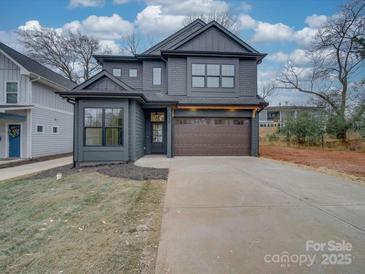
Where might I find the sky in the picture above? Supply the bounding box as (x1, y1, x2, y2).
(0, 0, 349, 105)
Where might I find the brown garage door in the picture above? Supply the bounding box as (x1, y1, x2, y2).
(174, 118, 251, 156)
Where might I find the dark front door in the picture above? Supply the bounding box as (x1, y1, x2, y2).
(147, 110, 167, 154)
(151, 122, 164, 153)
(8, 124, 21, 158)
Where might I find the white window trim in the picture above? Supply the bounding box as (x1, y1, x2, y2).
(112, 68, 121, 77)
(36, 124, 45, 134)
(51, 126, 59, 134)
(129, 68, 137, 78)
(5, 80, 19, 104)
(152, 67, 162, 86)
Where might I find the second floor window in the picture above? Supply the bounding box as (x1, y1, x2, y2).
(112, 68, 121, 77)
(6, 82, 18, 104)
(153, 67, 161, 86)
(129, 68, 137, 77)
(192, 64, 235, 88)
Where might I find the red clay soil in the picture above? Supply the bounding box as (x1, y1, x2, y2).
(260, 145, 365, 178)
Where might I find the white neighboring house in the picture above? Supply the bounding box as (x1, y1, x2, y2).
(0, 42, 75, 159)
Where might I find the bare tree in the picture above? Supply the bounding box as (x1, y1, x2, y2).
(275, 0, 365, 138)
(122, 32, 141, 55)
(18, 27, 103, 83)
(68, 31, 100, 82)
(183, 9, 239, 33)
(259, 83, 276, 100)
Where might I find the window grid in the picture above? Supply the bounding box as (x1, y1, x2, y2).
(84, 108, 123, 147)
(6, 82, 18, 104)
(191, 64, 235, 88)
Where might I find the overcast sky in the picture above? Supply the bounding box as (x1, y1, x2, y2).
(0, 0, 348, 105)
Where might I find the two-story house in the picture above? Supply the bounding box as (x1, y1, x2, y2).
(0, 42, 74, 159)
(58, 20, 267, 164)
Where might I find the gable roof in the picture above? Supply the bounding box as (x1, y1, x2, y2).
(142, 19, 206, 55)
(0, 42, 75, 90)
(169, 21, 259, 53)
(72, 70, 134, 92)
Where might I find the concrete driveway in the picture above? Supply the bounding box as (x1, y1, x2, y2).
(155, 157, 365, 274)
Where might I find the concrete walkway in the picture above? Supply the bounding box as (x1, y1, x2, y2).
(155, 157, 365, 274)
(0, 156, 73, 181)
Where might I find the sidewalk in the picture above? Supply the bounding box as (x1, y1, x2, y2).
(0, 156, 73, 181)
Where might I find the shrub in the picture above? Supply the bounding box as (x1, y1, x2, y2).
(326, 114, 351, 140)
(281, 112, 324, 145)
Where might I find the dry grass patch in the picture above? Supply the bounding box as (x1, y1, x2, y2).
(0, 171, 166, 274)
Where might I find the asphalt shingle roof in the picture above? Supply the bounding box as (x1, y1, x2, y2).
(0, 42, 75, 90)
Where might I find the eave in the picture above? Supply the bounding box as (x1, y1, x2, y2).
(161, 50, 267, 63)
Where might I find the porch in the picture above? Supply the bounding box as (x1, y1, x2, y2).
(0, 109, 30, 159)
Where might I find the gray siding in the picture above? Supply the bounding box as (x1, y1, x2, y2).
(77, 99, 129, 162)
(103, 62, 142, 90)
(239, 60, 257, 97)
(83, 76, 125, 91)
(0, 52, 29, 105)
(177, 27, 250, 53)
(134, 102, 145, 159)
(149, 23, 204, 55)
(31, 107, 73, 157)
(167, 57, 187, 95)
(251, 114, 259, 156)
(128, 101, 145, 161)
(142, 60, 167, 92)
(186, 57, 239, 97)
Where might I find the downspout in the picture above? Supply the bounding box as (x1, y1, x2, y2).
(65, 98, 77, 168)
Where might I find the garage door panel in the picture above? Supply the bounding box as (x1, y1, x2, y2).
(174, 118, 251, 156)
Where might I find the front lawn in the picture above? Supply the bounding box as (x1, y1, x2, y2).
(0, 169, 166, 273)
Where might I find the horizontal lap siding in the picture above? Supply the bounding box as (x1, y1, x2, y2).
(135, 103, 145, 160)
(103, 62, 143, 90)
(239, 60, 257, 97)
(31, 107, 73, 157)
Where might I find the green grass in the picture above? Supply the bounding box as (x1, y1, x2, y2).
(0, 172, 165, 274)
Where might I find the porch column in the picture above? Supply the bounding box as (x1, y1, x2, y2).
(251, 110, 259, 157)
(167, 106, 173, 158)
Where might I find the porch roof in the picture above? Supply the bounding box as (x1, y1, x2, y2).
(0, 112, 27, 121)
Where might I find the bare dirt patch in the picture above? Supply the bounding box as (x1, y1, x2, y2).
(30, 162, 168, 181)
(261, 145, 365, 179)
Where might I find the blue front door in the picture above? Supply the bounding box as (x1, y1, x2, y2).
(8, 124, 21, 158)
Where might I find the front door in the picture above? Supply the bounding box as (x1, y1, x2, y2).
(8, 124, 21, 158)
(150, 111, 166, 154)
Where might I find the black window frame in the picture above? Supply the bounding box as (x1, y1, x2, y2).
(191, 63, 235, 88)
(83, 107, 124, 147)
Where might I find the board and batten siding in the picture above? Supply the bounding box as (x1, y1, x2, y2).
(0, 52, 30, 105)
(31, 107, 73, 157)
(177, 27, 250, 53)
